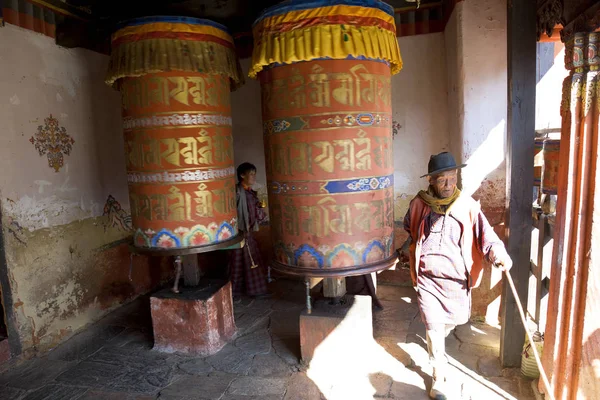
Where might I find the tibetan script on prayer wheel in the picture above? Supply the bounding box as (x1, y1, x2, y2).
(250, 0, 402, 277)
(107, 16, 244, 250)
(260, 59, 396, 277)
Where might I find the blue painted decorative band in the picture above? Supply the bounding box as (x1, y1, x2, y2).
(254, 0, 395, 26)
(116, 15, 230, 33)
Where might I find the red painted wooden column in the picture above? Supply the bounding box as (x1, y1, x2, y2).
(540, 32, 600, 400)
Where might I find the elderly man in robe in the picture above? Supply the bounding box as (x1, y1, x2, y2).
(403, 152, 512, 400)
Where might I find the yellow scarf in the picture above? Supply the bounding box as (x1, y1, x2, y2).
(417, 186, 461, 215)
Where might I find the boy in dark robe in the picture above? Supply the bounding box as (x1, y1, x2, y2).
(228, 162, 271, 299)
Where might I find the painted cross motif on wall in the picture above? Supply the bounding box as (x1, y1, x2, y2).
(30, 114, 74, 172)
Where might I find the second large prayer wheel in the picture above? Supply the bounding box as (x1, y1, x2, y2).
(106, 16, 245, 251)
(541, 138, 560, 195)
(250, 0, 403, 277)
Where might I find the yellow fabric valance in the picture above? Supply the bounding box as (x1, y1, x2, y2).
(249, 3, 402, 79)
(106, 19, 245, 90)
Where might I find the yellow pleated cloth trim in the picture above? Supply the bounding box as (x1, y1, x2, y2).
(249, 24, 402, 79)
(112, 22, 235, 45)
(255, 5, 395, 32)
(106, 24, 244, 90)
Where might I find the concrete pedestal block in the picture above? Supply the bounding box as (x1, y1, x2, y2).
(299, 294, 372, 363)
(150, 279, 236, 356)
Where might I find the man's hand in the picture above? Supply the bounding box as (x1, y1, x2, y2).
(493, 254, 513, 271)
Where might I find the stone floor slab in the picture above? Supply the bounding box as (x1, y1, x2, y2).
(248, 353, 292, 377)
(234, 329, 271, 355)
(373, 319, 411, 340)
(283, 372, 323, 400)
(221, 396, 283, 400)
(377, 301, 420, 322)
(56, 360, 174, 394)
(78, 390, 156, 400)
(455, 323, 501, 350)
(21, 384, 88, 400)
(106, 328, 153, 351)
(0, 281, 537, 400)
(478, 356, 503, 377)
(269, 310, 300, 339)
(99, 298, 152, 330)
(0, 358, 78, 390)
(271, 298, 304, 312)
(376, 286, 417, 302)
(376, 338, 414, 368)
(272, 337, 300, 366)
(226, 376, 288, 397)
(159, 373, 235, 399)
(369, 372, 394, 397)
(233, 310, 271, 336)
(204, 344, 253, 375)
(389, 380, 429, 400)
(177, 358, 214, 375)
(48, 325, 125, 361)
(86, 346, 172, 371)
(1, 386, 27, 400)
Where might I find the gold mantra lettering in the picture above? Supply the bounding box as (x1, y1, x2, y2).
(268, 132, 373, 175)
(373, 136, 393, 169)
(121, 76, 230, 110)
(129, 181, 235, 222)
(261, 64, 391, 112)
(126, 129, 233, 169)
(270, 196, 392, 238)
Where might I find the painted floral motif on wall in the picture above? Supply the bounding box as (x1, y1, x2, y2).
(103, 195, 133, 232)
(392, 120, 402, 139)
(30, 114, 74, 172)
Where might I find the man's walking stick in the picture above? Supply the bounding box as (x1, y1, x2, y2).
(501, 266, 555, 400)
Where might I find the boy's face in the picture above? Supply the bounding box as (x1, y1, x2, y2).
(242, 169, 257, 186)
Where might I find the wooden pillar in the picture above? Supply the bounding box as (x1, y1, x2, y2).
(323, 278, 346, 298)
(182, 255, 202, 287)
(501, 0, 536, 367)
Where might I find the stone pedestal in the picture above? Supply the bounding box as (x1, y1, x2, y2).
(299, 294, 372, 363)
(150, 279, 236, 356)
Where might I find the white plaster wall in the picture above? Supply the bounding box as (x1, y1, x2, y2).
(453, 0, 508, 201)
(0, 24, 128, 231)
(536, 44, 567, 130)
(392, 33, 450, 218)
(231, 59, 268, 200)
(231, 34, 451, 221)
(444, 0, 508, 324)
(444, 3, 464, 160)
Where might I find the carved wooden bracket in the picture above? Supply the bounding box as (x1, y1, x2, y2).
(560, 2, 600, 43)
(537, 0, 564, 41)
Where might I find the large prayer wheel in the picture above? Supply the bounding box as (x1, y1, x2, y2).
(106, 16, 245, 251)
(541, 138, 560, 195)
(250, 0, 403, 277)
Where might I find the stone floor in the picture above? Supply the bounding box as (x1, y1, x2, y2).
(0, 279, 537, 400)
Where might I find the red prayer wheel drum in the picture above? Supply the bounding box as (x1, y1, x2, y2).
(250, 0, 403, 277)
(534, 137, 544, 187)
(106, 16, 245, 250)
(541, 139, 560, 195)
